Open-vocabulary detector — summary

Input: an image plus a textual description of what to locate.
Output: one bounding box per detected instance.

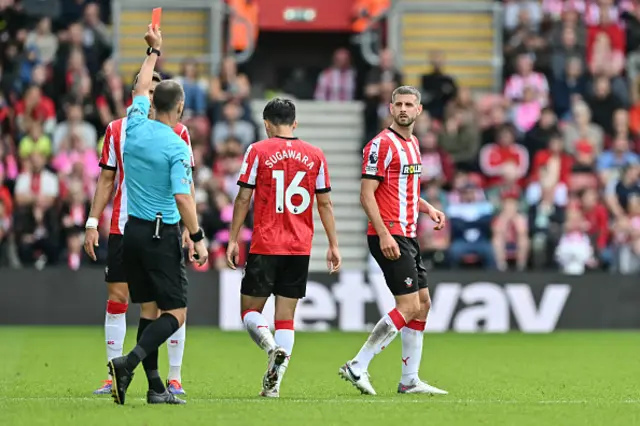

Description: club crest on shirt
[402,163,422,175]
[404,277,413,288]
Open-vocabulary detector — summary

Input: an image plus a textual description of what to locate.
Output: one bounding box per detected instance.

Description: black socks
[126,314,181,393]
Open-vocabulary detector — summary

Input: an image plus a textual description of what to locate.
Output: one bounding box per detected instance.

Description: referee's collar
[274,135,298,140]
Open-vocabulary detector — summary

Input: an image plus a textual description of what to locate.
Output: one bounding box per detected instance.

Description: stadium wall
[2,269,639,331]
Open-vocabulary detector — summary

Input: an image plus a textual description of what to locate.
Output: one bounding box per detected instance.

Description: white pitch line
[0,397,639,405]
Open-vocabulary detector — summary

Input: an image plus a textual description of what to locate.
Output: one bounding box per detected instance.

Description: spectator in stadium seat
[552,57,588,120]
[555,207,594,275]
[314,48,356,102]
[13,152,60,268]
[420,50,457,121]
[95,73,127,129]
[419,130,454,186]
[604,163,640,223]
[211,102,255,150]
[588,32,629,105]
[563,100,604,155]
[18,120,51,160]
[61,179,89,270]
[529,132,573,186]
[209,56,252,122]
[0,138,18,188]
[524,107,559,160]
[503,8,549,76]
[14,85,56,136]
[25,17,58,66]
[81,2,112,71]
[51,130,99,180]
[215,137,244,201]
[607,108,640,151]
[486,161,526,212]
[551,27,585,81]
[68,74,102,131]
[52,102,97,153]
[528,182,566,268]
[446,87,477,127]
[597,136,639,186]
[511,85,543,134]
[481,105,509,147]
[492,190,529,271]
[587,75,625,134]
[505,0,542,32]
[447,183,496,269]
[437,109,479,170]
[504,54,549,106]
[282,67,315,101]
[0,164,12,217]
[413,111,433,141]
[479,125,529,187]
[579,186,610,263]
[175,57,208,119]
[0,195,10,266]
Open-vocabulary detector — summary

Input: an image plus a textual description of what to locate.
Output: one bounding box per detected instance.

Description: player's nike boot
[107,356,134,405]
[147,389,186,404]
[338,360,377,395]
[93,380,112,395]
[262,347,287,392]
[397,379,448,395]
[166,380,186,395]
[260,388,279,398]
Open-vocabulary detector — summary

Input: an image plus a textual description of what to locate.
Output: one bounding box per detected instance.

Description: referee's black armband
[190,228,205,243]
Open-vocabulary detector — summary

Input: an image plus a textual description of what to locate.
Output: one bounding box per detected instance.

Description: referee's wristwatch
[146,47,161,57]
[190,228,205,243]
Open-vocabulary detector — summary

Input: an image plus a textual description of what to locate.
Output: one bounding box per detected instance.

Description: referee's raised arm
[133,24,162,99]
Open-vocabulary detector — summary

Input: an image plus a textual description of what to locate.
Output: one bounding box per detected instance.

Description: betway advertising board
[2,269,640,330]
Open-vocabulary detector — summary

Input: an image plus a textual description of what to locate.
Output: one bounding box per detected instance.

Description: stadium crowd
[0,0,256,271]
[1,0,639,275]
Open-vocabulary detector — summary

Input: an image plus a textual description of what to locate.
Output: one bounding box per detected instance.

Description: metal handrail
[225,2,256,65]
[358,2,397,66]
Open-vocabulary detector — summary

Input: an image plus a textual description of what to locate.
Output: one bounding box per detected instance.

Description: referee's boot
[147,389,186,404]
[107,356,134,405]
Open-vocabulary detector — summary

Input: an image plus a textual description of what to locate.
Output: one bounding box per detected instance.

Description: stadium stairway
[396,0,498,92]
[116,9,210,82]
[251,100,367,273]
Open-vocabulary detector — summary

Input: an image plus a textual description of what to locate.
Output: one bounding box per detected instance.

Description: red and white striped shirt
[237,136,331,255]
[362,128,422,238]
[99,119,194,235]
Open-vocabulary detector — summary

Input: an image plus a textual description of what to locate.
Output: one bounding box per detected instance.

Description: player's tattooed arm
[419,198,446,230]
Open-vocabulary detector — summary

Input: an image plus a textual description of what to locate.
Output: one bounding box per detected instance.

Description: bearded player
[339,86,448,395]
[84,71,194,396]
[226,97,341,398]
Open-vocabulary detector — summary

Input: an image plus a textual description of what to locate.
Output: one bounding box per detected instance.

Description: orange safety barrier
[227,0,259,51]
[352,0,389,33]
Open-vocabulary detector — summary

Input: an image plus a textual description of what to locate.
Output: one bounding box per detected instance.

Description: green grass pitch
[0,328,639,425]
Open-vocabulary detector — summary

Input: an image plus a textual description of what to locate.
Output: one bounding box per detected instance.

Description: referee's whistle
[153,213,162,240]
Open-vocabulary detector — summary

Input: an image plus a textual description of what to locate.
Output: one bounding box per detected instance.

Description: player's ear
[417,104,423,115]
[177,100,184,120]
[263,119,270,136]
[292,120,298,130]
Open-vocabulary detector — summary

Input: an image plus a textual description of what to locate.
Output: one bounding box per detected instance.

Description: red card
[151,8,162,29]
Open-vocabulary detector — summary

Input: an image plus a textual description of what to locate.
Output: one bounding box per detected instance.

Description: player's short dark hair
[152,80,184,114]
[133,71,162,87]
[262,97,296,126]
[391,86,421,104]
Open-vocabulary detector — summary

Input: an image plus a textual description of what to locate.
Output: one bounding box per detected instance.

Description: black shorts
[368,235,428,296]
[105,234,126,283]
[122,216,188,311]
[241,253,310,299]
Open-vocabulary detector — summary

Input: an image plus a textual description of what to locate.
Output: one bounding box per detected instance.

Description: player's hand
[193,239,208,266]
[182,229,195,260]
[326,245,341,274]
[226,240,240,270]
[144,24,162,50]
[428,207,447,230]
[380,233,400,260]
[84,228,99,261]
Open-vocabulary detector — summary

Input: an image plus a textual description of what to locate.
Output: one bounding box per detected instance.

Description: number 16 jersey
[237,136,331,255]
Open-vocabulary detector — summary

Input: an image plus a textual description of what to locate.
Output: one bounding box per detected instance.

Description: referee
[108,25,208,406]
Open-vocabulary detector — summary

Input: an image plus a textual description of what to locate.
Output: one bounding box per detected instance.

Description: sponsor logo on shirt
[402,163,422,175]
